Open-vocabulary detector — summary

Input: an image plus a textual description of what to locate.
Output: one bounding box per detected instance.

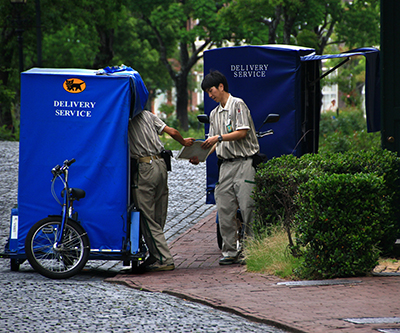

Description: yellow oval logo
[63,78,86,93]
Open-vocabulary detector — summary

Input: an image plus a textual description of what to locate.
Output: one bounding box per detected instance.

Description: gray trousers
[132,158,173,265]
[215,158,255,258]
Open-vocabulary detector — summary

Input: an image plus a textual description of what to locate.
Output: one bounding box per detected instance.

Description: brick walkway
[106,210,400,333]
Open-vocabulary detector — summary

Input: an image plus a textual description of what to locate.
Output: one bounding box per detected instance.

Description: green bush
[319,130,381,154]
[315,149,400,255]
[293,173,391,279]
[319,108,366,136]
[252,107,398,278]
[0,83,19,140]
[252,148,400,277]
[0,124,18,141]
[253,154,317,240]
[253,153,331,239]
[318,108,381,154]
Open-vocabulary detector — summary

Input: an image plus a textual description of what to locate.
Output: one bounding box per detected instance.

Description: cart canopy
[202,45,380,204]
[16,67,148,255]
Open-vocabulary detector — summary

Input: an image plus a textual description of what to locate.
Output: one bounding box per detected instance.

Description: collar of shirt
[217,94,233,113]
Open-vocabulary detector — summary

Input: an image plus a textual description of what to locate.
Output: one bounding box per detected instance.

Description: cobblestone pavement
[0,141,287,333]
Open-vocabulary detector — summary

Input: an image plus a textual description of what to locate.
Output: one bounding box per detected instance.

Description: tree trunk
[175,74,189,131]
[0,49,14,129]
[93,28,114,69]
[267,5,282,44]
[282,14,296,45]
[316,19,335,55]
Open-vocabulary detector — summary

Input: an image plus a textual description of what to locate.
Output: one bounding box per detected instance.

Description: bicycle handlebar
[51,158,76,179]
[64,158,76,167]
[256,129,274,138]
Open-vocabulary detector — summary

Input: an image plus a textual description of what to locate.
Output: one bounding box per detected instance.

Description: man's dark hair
[201,70,229,92]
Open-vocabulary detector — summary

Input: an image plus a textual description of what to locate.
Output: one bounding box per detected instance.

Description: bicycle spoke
[26,218,90,278]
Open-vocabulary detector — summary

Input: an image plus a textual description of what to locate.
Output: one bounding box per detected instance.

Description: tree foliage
[112,9,172,106]
[220,0,380,54]
[0,0,381,135]
[125,0,233,130]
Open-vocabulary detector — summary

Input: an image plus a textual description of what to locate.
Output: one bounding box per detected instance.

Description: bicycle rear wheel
[25,217,90,279]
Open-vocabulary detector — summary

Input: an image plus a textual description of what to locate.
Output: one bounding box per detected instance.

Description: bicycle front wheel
[25,217,90,279]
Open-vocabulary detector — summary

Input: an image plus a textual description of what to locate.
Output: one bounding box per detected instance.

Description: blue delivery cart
[4,66,150,277]
[202,45,380,205]
[201,45,380,247]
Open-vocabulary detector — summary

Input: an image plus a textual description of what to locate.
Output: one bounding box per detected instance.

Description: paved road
[0,141,287,333]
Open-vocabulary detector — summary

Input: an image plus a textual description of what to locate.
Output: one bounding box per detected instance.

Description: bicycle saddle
[61,188,86,200]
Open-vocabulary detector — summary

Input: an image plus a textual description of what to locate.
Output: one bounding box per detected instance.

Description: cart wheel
[130,259,146,274]
[10,259,20,272]
[25,217,90,279]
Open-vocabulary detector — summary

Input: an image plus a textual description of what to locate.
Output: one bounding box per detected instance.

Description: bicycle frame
[22,158,93,279]
[51,159,76,248]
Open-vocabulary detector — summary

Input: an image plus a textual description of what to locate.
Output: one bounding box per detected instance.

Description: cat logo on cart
[63,78,86,93]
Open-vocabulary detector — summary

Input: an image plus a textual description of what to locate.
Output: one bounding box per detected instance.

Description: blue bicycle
[24,159,90,279]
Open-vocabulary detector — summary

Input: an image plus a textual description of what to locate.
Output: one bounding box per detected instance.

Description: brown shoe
[145,262,175,272]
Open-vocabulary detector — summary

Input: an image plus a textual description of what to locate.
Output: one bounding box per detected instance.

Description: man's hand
[201,130,248,150]
[163,126,195,147]
[201,136,218,149]
[189,156,200,165]
[183,138,195,147]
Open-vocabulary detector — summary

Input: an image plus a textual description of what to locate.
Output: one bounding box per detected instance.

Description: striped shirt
[209,94,259,160]
[128,110,166,159]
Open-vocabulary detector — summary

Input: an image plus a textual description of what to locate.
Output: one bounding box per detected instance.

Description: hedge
[252,148,400,278]
[294,173,391,279]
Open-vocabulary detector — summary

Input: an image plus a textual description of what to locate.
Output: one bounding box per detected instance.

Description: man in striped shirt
[129,110,194,272]
[192,70,259,265]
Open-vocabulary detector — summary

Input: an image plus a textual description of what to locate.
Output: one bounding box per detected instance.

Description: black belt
[219,156,252,163]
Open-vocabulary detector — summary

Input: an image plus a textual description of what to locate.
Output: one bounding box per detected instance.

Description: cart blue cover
[203,45,314,203]
[202,45,380,204]
[17,67,148,255]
